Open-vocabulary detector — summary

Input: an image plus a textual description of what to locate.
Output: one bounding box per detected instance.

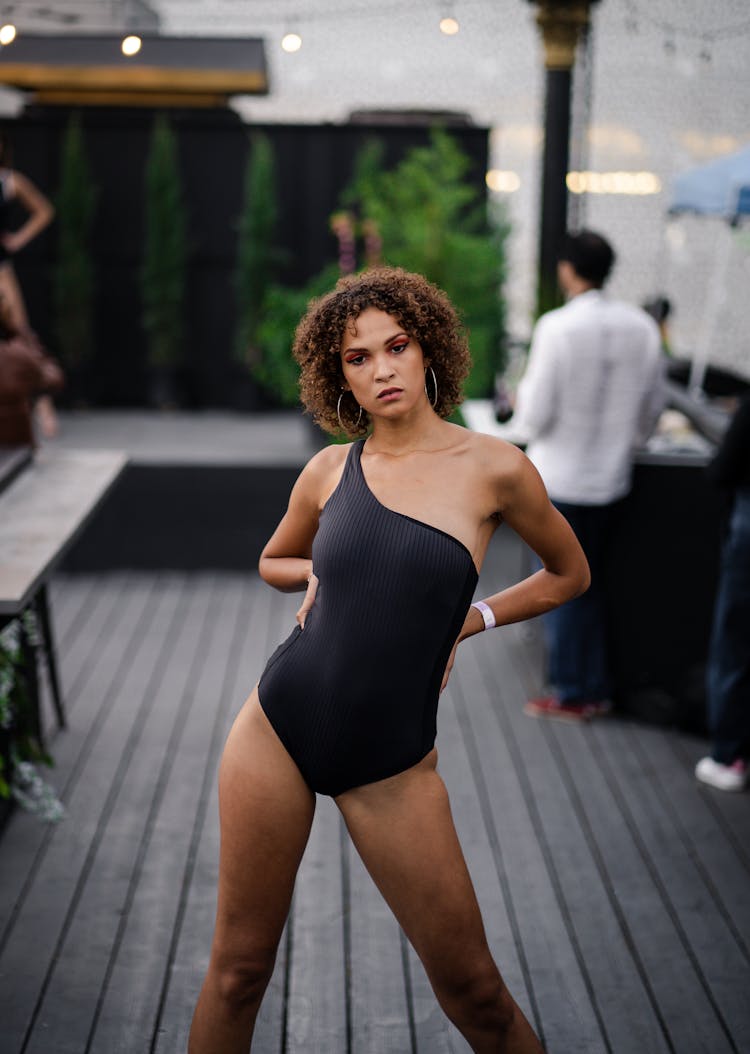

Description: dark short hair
[558,229,615,287]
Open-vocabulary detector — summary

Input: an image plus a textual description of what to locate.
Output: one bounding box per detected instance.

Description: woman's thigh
[211,690,316,964]
[335,751,497,988]
[0,264,29,328]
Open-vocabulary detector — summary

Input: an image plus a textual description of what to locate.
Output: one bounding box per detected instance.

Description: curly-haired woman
[189,268,589,1053]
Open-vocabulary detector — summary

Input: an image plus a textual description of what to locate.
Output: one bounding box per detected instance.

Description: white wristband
[471,601,496,630]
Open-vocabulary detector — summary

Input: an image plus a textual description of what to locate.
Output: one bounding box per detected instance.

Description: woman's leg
[336,751,543,1054]
[0,262,29,328]
[0,263,58,437]
[188,690,316,1054]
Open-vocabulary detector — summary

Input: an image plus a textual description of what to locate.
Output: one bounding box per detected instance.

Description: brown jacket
[0,333,64,446]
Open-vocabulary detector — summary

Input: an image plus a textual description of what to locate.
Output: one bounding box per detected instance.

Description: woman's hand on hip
[296,573,318,629]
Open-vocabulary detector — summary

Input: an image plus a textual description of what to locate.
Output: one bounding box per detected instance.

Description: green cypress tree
[142,114,187,372]
[52,113,97,372]
[234,132,279,369]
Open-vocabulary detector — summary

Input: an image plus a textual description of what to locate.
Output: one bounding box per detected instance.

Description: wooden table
[0,447,127,737]
[0,446,32,497]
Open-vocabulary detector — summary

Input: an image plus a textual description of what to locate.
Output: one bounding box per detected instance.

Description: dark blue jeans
[543,500,617,704]
[706,488,750,764]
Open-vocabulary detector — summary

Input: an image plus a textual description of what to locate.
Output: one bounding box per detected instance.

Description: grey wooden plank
[84,578,249,1054]
[0,578,189,1051]
[541,714,736,1053]
[502,583,747,1054]
[590,719,750,1042]
[51,572,132,659]
[347,822,414,1053]
[440,684,534,1015]
[405,940,458,1054]
[4,554,748,1054]
[151,579,282,1054]
[0,577,157,946]
[630,723,750,952]
[486,636,673,1054]
[0,445,32,496]
[54,574,138,719]
[48,573,100,636]
[421,684,536,1054]
[452,645,607,1054]
[669,732,750,871]
[286,796,348,1054]
[0,449,127,613]
[25,575,218,1054]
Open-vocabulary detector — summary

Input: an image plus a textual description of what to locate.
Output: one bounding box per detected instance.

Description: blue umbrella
[670,146,750,220]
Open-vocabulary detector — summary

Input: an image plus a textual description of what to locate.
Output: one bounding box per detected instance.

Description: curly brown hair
[292,267,472,436]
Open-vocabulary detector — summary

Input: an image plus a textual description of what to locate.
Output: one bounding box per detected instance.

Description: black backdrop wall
[7,106,489,408]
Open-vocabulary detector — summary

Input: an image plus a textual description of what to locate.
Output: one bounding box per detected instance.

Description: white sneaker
[695,756,748,792]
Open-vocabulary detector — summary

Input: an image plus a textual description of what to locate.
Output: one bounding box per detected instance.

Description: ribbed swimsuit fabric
[257,438,478,797]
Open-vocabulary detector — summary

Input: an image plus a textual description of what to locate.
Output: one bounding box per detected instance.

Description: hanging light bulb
[0,23,17,46]
[121,34,142,57]
[439,16,459,36]
[281,31,302,53]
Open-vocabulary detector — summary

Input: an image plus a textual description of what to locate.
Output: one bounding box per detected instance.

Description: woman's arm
[475,447,590,630]
[2,171,55,254]
[442,444,589,689]
[258,445,344,593]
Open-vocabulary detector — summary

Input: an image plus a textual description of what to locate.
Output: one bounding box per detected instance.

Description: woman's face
[339,307,429,420]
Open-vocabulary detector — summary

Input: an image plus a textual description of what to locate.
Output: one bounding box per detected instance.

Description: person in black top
[188,268,590,1053]
[696,394,750,792]
[0,130,56,437]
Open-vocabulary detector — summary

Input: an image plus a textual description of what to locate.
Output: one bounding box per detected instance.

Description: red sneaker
[523,696,594,722]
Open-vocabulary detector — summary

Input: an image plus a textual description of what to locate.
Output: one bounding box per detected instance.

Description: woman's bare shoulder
[304,441,351,476]
[297,441,352,505]
[461,428,527,475]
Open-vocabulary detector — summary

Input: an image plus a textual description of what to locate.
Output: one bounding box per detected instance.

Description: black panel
[8,108,489,408]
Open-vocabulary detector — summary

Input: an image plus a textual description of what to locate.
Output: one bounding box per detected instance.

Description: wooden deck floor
[1,535,749,1054]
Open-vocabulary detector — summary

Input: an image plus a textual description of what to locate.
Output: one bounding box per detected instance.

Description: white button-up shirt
[512,290,665,505]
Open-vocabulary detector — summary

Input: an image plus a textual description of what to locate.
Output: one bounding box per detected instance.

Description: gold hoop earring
[337,390,363,431]
[425,366,438,408]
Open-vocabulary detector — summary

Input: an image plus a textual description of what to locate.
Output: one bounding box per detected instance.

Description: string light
[121,34,142,56]
[0,23,17,46]
[566,171,662,196]
[281,31,302,53]
[486,170,520,193]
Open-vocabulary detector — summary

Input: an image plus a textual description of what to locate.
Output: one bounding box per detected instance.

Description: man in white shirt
[512,230,665,721]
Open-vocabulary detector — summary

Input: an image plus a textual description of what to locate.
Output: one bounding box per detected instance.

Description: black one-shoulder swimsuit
[258,439,478,796]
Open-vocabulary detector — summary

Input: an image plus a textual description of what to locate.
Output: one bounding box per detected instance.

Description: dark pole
[529,1,597,317]
[538,66,572,315]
